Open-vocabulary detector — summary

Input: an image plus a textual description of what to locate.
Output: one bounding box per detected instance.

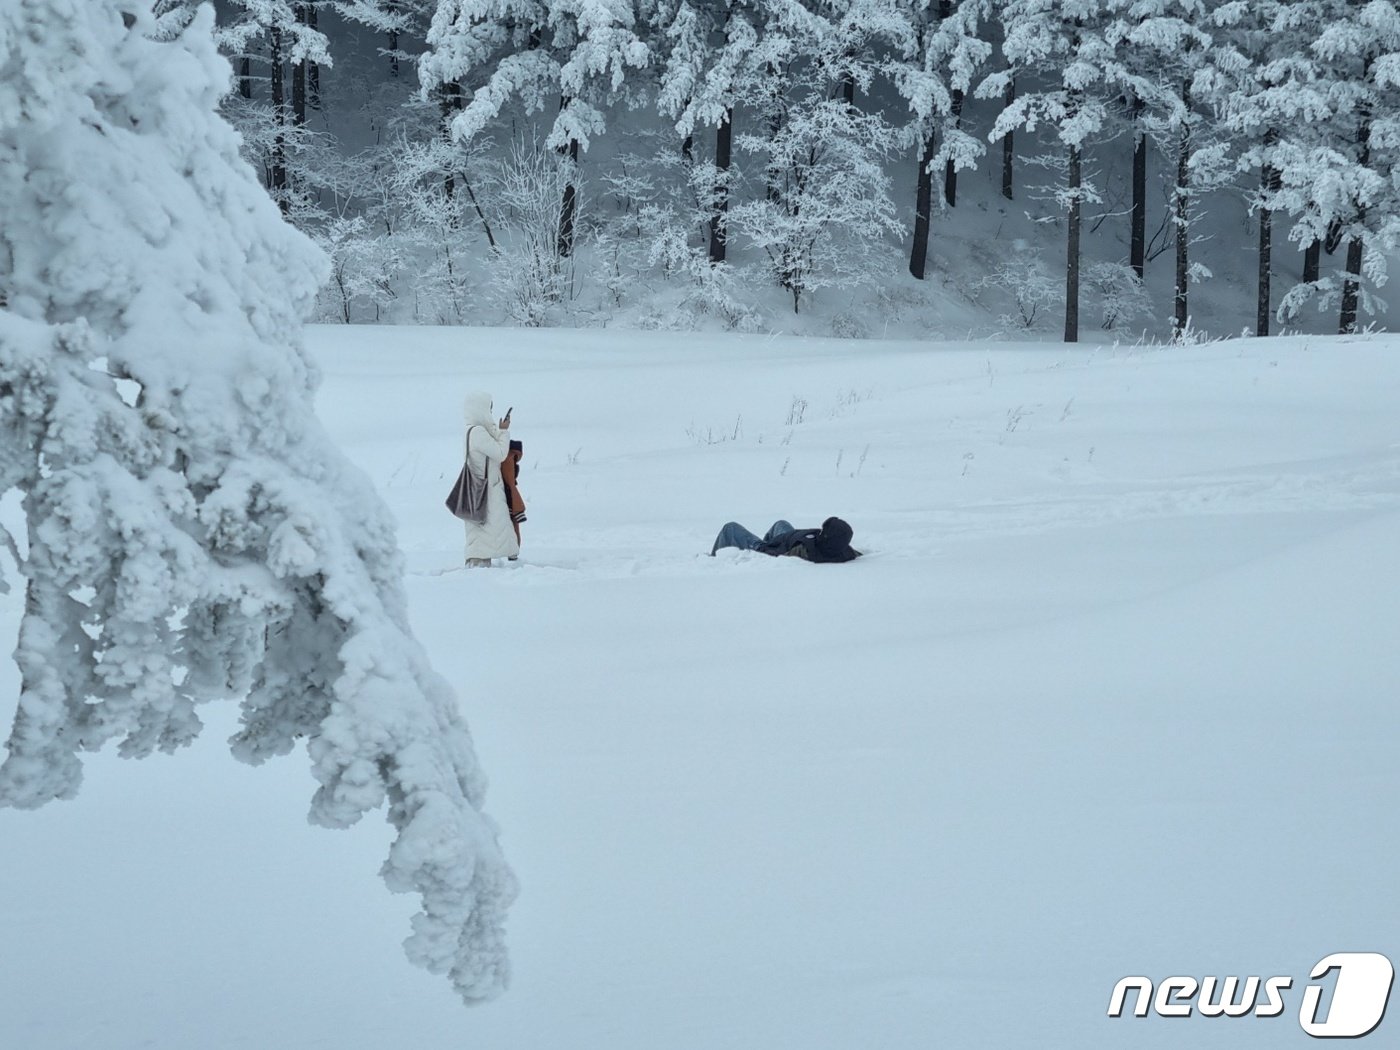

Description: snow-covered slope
[1,326,1397,1048]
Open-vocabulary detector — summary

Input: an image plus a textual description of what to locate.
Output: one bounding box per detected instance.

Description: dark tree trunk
[388,0,403,75]
[269,29,289,214]
[292,52,306,128]
[765,63,785,203]
[292,3,312,125]
[558,137,580,258]
[1339,238,1364,333]
[1065,144,1081,343]
[709,110,733,264]
[1303,239,1321,284]
[1001,78,1015,200]
[1324,217,1344,255]
[1131,121,1146,280]
[307,5,321,110]
[937,0,961,206]
[464,181,496,251]
[439,82,463,200]
[1256,198,1276,336]
[1256,129,1280,337]
[909,129,937,280]
[1339,115,1371,334]
[239,56,252,100]
[840,71,855,109]
[943,90,964,207]
[1173,83,1192,335]
[435,83,495,248]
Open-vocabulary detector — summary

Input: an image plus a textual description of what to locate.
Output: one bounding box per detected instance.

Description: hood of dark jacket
[811,517,859,562]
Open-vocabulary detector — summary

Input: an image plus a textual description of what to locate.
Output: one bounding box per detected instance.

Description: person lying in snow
[710,517,861,562]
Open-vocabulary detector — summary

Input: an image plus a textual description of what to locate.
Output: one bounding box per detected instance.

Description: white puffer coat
[461,391,520,562]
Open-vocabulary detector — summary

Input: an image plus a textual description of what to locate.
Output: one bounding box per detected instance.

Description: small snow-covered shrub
[979,253,1059,330]
[1085,262,1152,331]
[484,134,575,326]
[830,308,870,339]
[387,131,498,323]
[314,215,403,323]
[732,98,902,314]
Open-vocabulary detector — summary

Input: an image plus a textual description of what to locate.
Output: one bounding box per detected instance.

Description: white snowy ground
[2,326,1399,1049]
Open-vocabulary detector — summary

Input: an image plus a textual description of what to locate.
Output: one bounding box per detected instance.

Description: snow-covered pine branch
[0,0,515,1002]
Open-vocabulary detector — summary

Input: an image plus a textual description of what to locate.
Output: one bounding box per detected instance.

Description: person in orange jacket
[501,439,527,558]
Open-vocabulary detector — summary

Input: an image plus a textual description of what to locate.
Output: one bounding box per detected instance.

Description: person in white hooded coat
[462,391,520,565]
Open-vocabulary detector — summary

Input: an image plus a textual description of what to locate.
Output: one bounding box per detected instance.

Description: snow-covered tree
[655,0,763,262]
[218,0,333,210]
[732,97,902,312]
[1271,0,1400,332]
[339,0,437,77]
[0,0,515,1001]
[421,0,651,256]
[1102,0,1224,335]
[887,0,993,279]
[981,0,1113,342]
[1212,0,1308,335]
[728,0,902,311]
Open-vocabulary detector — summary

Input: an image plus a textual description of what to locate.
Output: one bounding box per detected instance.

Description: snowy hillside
[2,325,1398,1049]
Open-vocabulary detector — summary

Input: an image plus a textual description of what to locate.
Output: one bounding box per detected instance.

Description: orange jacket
[501,448,526,541]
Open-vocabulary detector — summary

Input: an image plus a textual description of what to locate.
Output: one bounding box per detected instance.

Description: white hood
[464,391,494,427]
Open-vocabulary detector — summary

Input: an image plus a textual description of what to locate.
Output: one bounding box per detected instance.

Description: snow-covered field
[2,325,1398,1049]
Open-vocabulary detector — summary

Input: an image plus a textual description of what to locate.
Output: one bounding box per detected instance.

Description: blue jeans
[711,520,794,555]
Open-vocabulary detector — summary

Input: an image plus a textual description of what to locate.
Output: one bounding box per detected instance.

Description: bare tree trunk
[936,0,961,206]
[709,110,733,263]
[269,28,289,215]
[307,5,321,110]
[943,90,964,207]
[765,63,785,203]
[1339,116,1371,334]
[1324,217,1344,255]
[436,83,496,249]
[1065,144,1081,343]
[1256,129,1279,337]
[439,82,463,200]
[909,129,937,280]
[1339,238,1364,333]
[1173,83,1192,335]
[1303,239,1321,284]
[1131,121,1146,280]
[239,56,252,100]
[1002,79,1015,200]
[464,182,496,251]
[388,0,402,76]
[558,136,580,258]
[292,47,306,128]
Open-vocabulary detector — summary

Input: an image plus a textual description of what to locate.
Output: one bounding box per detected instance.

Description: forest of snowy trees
[142,0,1400,340]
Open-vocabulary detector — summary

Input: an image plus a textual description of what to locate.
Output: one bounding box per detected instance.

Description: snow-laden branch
[0,0,515,1004]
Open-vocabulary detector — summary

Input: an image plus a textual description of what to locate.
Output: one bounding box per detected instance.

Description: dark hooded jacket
[756,518,860,563]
